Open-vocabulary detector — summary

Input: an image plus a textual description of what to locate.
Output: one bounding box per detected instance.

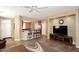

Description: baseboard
[21,38,28,40]
[73,42,76,45]
[14,39,20,41]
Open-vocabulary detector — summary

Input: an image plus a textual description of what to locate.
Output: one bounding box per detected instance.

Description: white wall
[51,15,76,43]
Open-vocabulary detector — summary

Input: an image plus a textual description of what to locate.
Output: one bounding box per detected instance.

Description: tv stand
[50,33,73,45]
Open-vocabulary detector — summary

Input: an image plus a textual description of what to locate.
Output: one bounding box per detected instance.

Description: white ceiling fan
[24,6,47,13]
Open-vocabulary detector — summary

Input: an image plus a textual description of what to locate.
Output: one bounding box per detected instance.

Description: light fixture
[59,19,64,24]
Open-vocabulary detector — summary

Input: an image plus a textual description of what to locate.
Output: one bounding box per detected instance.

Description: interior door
[1,19,12,38]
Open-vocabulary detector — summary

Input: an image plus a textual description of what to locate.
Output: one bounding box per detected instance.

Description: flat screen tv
[53,26,68,35]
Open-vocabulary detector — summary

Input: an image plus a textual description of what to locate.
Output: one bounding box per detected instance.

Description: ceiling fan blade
[37,7,48,9]
[24,6,31,8]
[29,9,33,13]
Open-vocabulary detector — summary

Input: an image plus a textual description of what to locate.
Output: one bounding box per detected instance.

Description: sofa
[0,38,6,49]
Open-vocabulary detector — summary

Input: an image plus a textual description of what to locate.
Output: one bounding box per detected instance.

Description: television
[53,26,68,35]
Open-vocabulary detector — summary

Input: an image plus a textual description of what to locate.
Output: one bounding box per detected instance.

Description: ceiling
[0,6,78,20]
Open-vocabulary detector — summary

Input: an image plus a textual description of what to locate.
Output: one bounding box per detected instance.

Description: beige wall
[50,15,76,44]
[75,9,79,48]
[42,21,47,35]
